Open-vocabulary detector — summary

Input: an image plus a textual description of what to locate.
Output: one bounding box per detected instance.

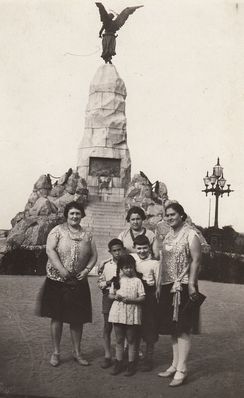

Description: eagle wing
[114,5,144,31]
[95,2,110,24]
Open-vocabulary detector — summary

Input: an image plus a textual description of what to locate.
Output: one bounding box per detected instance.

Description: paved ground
[0,276,244,398]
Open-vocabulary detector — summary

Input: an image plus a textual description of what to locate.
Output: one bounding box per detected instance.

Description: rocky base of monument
[0,168,89,274]
[125,172,168,230]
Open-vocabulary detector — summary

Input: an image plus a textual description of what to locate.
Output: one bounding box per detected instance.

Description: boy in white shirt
[132,235,160,371]
[97,238,125,369]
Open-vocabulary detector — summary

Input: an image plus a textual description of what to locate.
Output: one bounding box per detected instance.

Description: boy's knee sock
[146,343,154,361]
[116,343,124,361]
[128,343,136,362]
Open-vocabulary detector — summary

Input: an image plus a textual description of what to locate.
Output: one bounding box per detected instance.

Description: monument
[77,64,131,202]
[0,3,178,274]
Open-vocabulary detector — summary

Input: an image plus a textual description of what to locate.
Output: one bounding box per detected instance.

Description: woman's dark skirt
[158,283,200,336]
[141,285,159,344]
[37,277,92,326]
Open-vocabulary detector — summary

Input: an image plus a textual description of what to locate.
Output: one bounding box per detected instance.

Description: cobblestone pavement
[0,276,244,398]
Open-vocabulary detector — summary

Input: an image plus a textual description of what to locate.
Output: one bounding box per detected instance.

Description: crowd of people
[37,200,203,387]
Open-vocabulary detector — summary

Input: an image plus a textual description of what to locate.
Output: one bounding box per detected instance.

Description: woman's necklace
[67,224,82,240]
[171,223,185,238]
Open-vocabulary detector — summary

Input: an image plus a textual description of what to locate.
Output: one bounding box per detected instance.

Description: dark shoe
[50,353,60,367]
[111,360,123,375]
[125,361,136,377]
[141,359,153,372]
[101,358,112,369]
[73,351,89,366]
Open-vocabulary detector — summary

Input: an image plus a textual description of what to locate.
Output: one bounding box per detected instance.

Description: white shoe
[158,365,176,378]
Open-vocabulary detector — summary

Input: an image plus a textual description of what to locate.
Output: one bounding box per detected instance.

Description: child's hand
[115,294,123,301]
[122,296,130,304]
[99,281,107,289]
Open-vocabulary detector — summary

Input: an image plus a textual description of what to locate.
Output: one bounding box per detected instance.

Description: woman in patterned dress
[39,201,97,367]
[156,203,202,387]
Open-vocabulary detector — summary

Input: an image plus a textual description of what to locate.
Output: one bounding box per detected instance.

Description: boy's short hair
[133,235,150,247]
[108,238,124,251]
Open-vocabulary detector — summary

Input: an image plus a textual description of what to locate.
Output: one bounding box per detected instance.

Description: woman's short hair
[165,202,187,222]
[117,254,136,270]
[63,201,86,219]
[125,206,146,222]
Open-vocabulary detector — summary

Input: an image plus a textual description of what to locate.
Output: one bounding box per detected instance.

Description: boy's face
[135,244,150,260]
[109,244,123,261]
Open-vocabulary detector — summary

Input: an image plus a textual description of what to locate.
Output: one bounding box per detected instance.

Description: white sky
[0,0,243,231]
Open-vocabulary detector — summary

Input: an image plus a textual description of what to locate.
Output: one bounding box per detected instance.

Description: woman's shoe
[158,365,176,378]
[73,351,89,366]
[169,370,188,387]
[50,353,60,367]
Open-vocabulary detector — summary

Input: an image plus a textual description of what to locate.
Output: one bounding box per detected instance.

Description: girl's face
[165,207,183,229]
[121,265,135,278]
[129,213,143,231]
[67,208,82,227]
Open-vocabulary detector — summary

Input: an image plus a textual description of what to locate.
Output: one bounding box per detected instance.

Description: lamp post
[202,157,233,228]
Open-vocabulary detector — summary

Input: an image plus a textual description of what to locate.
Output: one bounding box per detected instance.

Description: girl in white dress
[109,254,145,376]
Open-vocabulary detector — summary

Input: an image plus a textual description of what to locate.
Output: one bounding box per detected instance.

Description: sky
[0,0,243,231]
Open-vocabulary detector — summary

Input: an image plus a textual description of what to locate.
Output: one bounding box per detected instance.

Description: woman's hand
[59,267,71,280]
[115,294,123,301]
[188,283,197,299]
[155,284,161,302]
[76,268,89,281]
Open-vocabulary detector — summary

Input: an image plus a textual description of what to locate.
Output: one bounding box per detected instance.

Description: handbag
[182,292,206,315]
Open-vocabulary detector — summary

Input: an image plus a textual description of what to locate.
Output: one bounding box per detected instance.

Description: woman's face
[129,213,143,231]
[67,208,82,227]
[165,207,183,229]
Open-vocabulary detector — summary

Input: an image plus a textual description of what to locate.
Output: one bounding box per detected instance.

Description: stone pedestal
[77,64,131,201]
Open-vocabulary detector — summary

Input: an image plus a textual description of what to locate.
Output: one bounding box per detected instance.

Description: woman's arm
[188,235,202,297]
[76,238,98,280]
[46,231,70,280]
[155,251,163,301]
[152,238,160,260]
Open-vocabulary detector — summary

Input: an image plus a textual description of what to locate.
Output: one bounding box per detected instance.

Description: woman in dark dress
[39,201,97,367]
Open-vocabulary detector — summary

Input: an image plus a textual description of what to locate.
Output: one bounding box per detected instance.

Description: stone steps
[82,198,127,273]
[82,199,126,253]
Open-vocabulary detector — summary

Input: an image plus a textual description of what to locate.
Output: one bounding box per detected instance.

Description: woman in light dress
[156,203,202,387]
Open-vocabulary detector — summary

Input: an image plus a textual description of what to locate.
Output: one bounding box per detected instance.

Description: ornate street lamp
[202,157,233,228]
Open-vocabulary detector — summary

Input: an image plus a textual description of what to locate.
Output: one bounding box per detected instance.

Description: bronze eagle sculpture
[95,2,143,64]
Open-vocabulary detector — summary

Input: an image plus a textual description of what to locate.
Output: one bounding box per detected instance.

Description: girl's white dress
[108,276,145,325]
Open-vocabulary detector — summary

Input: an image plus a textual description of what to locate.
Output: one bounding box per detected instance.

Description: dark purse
[182,292,206,315]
